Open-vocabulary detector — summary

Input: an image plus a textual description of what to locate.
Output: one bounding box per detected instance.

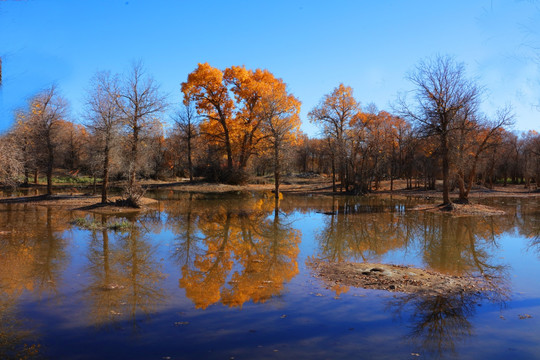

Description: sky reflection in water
[0,193,539,359]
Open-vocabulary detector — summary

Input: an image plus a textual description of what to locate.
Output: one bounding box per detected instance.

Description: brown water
[0,192,539,359]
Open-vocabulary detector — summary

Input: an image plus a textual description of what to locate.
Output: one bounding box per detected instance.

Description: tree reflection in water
[314,198,512,358]
[84,214,166,330]
[169,193,204,284]
[389,292,477,358]
[315,197,511,276]
[0,205,70,358]
[518,200,540,257]
[170,195,300,309]
[1,194,535,358]
[316,197,411,262]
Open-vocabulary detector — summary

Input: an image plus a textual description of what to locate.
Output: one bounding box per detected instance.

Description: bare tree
[85,71,122,203]
[454,107,514,202]
[112,62,167,190]
[172,101,199,182]
[28,85,69,195]
[398,55,482,205]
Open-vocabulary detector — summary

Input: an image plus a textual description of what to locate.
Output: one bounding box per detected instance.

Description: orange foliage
[182,63,300,171]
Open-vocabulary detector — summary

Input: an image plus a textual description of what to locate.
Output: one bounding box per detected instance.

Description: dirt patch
[376,180,540,198]
[142,178,540,198]
[308,260,494,297]
[411,203,506,216]
[0,194,158,213]
[157,175,335,194]
[4,176,539,198]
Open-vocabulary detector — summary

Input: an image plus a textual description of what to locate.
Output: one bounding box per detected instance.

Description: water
[1,192,539,359]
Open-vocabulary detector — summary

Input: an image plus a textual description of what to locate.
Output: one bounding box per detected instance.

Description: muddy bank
[3,176,539,198]
[308,260,496,297]
[0,194,158,213]
[151,179,540,198]
[146,176,334,194]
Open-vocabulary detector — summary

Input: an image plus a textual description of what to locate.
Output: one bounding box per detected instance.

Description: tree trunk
[274,143,280,199]
[187,134,193,182]
[487,162,495,189]
[23,148,29,186]
[102,143,110,203]
[219,114,234,171]
[46,139,54,196]
[331,154,336,193]
[46,166,53,195]
[24,167,29,186]
[463,162,480,201]
[339,158,344,192]
[457,170,467,203]
[441,130,451,205]
[129,124,139,189]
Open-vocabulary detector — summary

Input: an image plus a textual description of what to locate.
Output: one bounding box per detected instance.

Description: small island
[308,260,501,297]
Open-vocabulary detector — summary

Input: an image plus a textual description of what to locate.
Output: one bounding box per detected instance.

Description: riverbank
[3,175,539,198]
[0,194,158,213]
[1,176,537,215]
[145,177,540,198]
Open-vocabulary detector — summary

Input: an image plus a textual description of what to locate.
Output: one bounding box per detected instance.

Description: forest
[0,55,539,204]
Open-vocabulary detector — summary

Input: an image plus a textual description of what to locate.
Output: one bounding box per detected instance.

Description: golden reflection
[316,197,412,262]
[0,205,70,359]
[0,205,69,297]
[0,194,534,354]
[171,196,300,309]
[315,198,512,277]
[315,199,512,358]
[417,214,510,277]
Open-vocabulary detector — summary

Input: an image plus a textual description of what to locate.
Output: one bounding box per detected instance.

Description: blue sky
[0,0,538,136]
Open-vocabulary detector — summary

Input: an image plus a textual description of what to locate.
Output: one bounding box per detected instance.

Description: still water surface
[1,192,539,359]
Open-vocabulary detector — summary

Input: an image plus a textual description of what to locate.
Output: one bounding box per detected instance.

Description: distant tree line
[0,55,538,204]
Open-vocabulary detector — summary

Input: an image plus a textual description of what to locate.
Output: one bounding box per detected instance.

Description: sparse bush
[70,217,132,231]
[117,183,146,208]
